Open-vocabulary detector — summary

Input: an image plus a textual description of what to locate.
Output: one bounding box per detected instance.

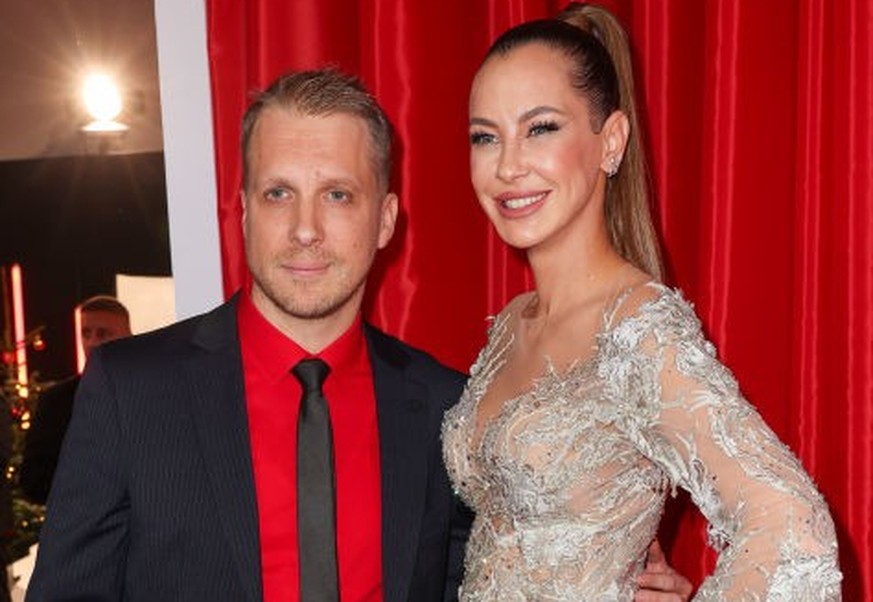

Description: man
[77,296,133,359]
[27,70,690,601]
[20,296,131,504]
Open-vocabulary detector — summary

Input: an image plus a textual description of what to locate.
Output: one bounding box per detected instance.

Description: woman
[442,4,842,600]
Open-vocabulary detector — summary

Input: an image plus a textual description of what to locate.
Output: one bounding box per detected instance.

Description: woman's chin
[492,228,541,251]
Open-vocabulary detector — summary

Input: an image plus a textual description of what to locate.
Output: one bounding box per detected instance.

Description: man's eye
[470,131,497,146]
[265,188,289,202]
[528,120,560,137]
[326,190,350,203]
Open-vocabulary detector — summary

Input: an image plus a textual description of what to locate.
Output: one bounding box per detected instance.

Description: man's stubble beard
[251,255,369,321]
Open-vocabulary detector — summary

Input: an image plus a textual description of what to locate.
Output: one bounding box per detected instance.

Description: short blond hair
[241,69,394,194]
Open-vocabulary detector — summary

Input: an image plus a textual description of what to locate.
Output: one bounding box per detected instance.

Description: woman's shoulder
[603,281,703,342]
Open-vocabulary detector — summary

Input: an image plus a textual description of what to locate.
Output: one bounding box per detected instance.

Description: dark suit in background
[21,295,131,506]
[26,299,469,602]
[20,376,80,505]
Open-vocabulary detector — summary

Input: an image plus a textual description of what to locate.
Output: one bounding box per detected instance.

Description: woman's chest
[448,366,665,518]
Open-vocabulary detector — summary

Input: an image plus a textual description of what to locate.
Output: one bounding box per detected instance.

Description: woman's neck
[526,221,629,320]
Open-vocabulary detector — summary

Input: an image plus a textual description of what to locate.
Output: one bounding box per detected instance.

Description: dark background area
[0,152,170,382]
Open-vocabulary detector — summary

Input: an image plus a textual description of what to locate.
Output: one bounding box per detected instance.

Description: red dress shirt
[238,290,383,602]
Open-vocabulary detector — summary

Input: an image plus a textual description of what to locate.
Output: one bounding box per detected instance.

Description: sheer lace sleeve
[600,286,842,601]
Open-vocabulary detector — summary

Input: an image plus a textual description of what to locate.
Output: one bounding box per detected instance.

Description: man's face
[81,310,131,359]
[242,107,397,335]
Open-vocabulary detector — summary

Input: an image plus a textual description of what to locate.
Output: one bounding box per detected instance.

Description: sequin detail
[442,284,841,601]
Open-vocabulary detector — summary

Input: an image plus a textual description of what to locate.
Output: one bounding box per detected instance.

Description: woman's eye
[528,121,560,137]
[470,131,497,146]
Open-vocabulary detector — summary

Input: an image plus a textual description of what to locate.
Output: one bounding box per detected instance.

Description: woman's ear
[600,110,630,176]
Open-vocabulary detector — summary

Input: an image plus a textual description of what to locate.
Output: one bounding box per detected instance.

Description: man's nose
[290,198,324,246]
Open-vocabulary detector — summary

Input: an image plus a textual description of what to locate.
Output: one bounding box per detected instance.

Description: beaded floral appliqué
[442,284,841,601]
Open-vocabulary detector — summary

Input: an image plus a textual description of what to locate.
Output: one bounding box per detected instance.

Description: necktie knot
[292,358,330,394]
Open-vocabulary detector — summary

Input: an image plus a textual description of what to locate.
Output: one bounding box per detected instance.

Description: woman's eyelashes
[470,120,561,146]
[528,120,560,137]
[470,130,496,146]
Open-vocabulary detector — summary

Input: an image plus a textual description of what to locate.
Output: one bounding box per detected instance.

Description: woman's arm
[610,288,841,600]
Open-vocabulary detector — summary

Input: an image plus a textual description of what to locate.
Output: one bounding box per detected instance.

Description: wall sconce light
[81,73,129,133]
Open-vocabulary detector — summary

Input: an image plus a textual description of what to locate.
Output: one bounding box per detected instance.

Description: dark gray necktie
[292,358,339,601]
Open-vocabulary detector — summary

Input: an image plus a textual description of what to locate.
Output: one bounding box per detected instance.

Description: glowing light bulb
[83,74,123,121]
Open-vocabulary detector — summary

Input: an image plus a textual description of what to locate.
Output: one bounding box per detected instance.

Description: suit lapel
[180,312,433,602]
[184,299,262,602]
[366,326,431,602]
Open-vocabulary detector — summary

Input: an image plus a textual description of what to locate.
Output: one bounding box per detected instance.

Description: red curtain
[206,0,872,597]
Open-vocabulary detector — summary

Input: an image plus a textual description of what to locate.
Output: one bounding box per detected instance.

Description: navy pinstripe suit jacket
[26,297,470,602]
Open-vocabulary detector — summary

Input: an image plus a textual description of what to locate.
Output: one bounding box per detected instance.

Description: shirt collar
[237,285,365,381]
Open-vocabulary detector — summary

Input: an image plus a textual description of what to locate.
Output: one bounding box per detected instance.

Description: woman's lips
[494,190,549,216]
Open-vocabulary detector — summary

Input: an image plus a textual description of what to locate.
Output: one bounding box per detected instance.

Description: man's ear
[600,110,630,174]
[377,192,399,249]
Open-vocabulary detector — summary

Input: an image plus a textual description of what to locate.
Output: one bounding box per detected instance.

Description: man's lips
[281,260,330,276]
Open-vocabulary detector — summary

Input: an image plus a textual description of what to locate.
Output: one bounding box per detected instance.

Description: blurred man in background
[19,296,131,504]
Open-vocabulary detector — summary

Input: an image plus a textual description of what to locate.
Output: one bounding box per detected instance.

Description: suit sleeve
[443,494,473,602]
[440,373,471,602]
[26,349,130,602]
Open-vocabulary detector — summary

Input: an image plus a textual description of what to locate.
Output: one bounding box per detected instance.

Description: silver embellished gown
[442,284,841,601]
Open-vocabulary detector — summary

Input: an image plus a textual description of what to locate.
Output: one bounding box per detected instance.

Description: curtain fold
[205,0,872,596]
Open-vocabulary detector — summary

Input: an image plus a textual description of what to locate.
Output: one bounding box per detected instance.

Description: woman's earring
[606,156,619,178]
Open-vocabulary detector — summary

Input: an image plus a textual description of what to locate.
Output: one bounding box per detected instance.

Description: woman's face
[469,43,615,251]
